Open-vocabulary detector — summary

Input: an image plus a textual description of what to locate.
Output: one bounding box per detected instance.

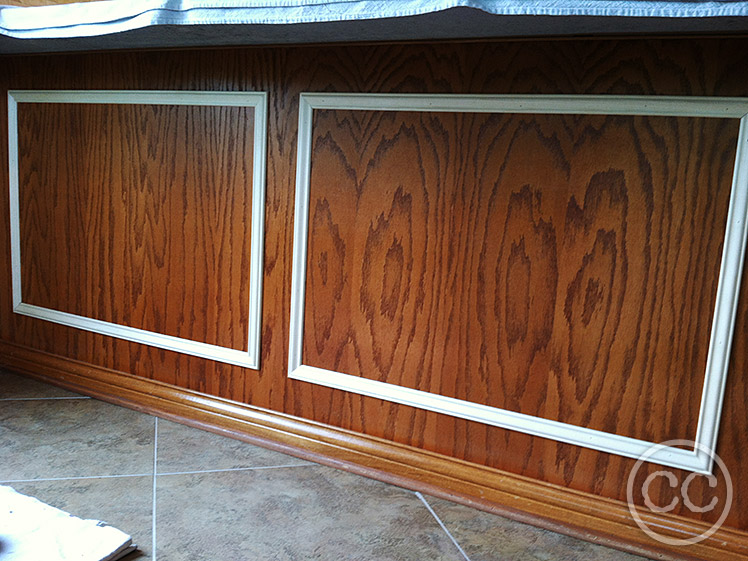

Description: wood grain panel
[16,102,254,351]
[302,108,737,444]
[1,39,748,543]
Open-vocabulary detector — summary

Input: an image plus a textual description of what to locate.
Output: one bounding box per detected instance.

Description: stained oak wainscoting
[2,38,748,561]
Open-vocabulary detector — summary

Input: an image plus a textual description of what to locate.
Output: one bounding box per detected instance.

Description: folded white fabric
[3,0,748,39]
[0,485,135,561]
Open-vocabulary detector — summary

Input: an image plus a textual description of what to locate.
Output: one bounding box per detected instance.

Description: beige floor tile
[6,475,153,560]
[423,495,646,561]
[0,371,657,560]
[156,419,311,474]
[0,399,155,480]
[155,466,465,561]
[0,369,86,399]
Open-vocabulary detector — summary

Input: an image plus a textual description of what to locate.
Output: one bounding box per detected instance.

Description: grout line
[416,492,471,561]
[0,473,152,484]
[152,417,158,561]
[156,463,316,477]
[0,396,91,401]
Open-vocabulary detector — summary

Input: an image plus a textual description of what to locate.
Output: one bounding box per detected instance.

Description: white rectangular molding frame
[8,90,268,369]
[289,93,748,473]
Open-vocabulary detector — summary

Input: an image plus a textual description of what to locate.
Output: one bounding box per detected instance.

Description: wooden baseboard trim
[1,341,746,561]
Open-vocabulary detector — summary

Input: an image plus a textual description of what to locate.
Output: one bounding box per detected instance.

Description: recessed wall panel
[289,93,748,472]
[302,107,737,440]
[9,91,267,368]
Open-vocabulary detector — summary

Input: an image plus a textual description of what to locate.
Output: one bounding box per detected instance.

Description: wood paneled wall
[1,38,747,544]
[303,109,735,445]
[17,102,254,350]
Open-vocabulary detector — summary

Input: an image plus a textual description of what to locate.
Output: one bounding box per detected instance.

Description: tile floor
[0,368,649,561]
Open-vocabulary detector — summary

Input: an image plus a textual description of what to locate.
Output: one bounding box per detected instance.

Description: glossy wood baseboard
[1,339,746,561]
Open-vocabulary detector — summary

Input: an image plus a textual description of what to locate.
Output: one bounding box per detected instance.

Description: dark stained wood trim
[2,339,747,561]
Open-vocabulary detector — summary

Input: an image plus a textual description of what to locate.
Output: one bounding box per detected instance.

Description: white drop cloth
[0,485,135,561]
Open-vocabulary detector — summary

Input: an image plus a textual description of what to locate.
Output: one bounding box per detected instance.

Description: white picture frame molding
[8,90,268,369]
[289,93,748,473]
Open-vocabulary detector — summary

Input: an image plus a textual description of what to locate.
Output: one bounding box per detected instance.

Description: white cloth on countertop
[3,0,748,39]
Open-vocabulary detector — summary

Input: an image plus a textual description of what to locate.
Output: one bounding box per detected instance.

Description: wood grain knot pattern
[302,108,738,444]
[17,102,254,351]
